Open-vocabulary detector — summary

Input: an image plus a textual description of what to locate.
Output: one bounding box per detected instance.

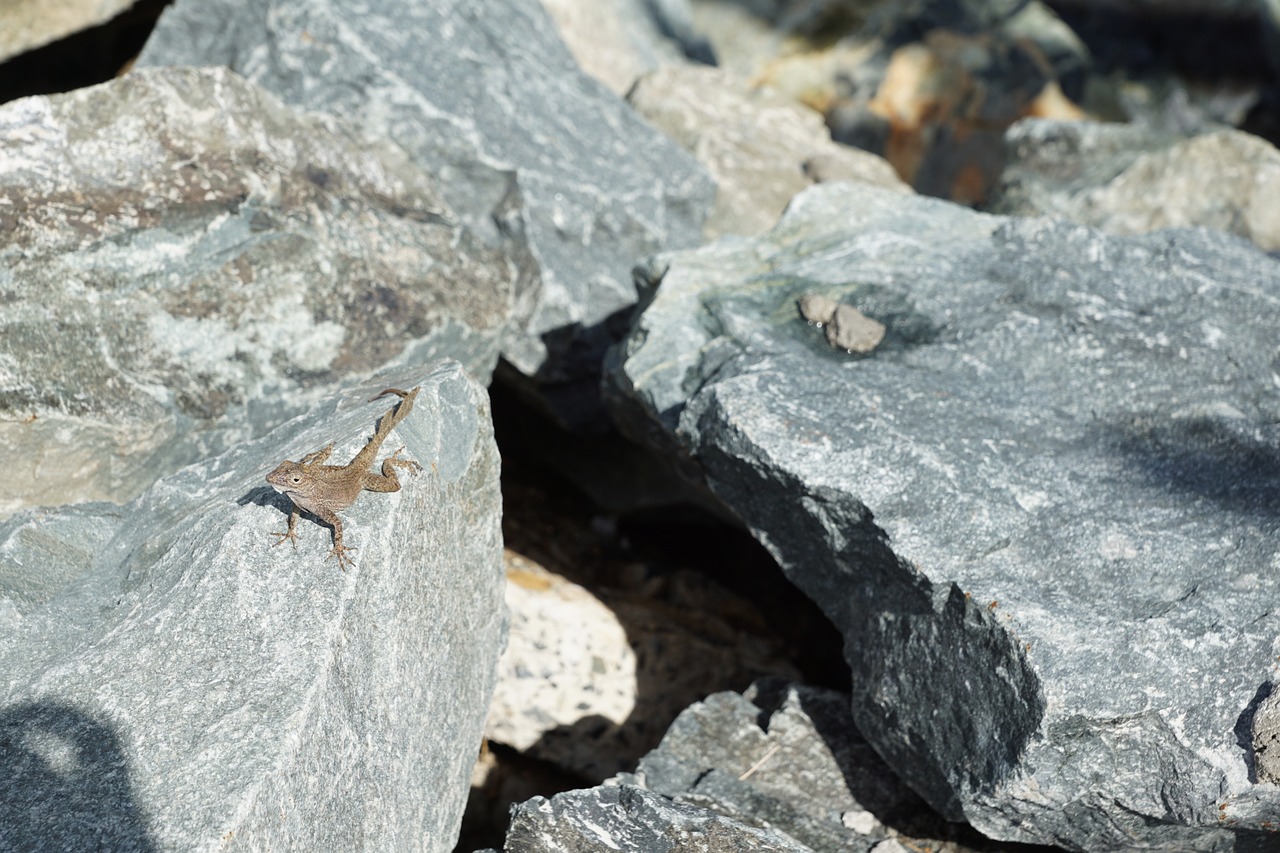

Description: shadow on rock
[0,701,156,852]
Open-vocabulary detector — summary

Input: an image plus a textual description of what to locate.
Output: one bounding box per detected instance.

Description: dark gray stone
[137,0,715,426]
[0,361,505,851]
[606,181,1280,849]
[628,681,940,853]
[502,784,815,852]
[0,66,512,514]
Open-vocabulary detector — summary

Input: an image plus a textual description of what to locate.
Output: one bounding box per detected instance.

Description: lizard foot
[268,529,300,551]
[388,446,424,475]
[328,542,357,572]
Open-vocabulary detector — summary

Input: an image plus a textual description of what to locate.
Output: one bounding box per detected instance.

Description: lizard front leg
[309,507,356,571]
[268,505,302,550]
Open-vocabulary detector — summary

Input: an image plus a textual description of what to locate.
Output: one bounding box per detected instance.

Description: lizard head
[266,460,309,494]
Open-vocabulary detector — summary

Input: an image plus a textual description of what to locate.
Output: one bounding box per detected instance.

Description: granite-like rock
[0,0,138,62]
[991,119,1280,251]
[138,0,715,424]
[0,361,505,851]
[628,65,908,238]
[0,66,512,515]
[606,181,1280,849]
[501,784,815,852]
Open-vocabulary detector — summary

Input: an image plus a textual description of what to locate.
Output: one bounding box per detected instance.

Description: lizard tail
[369,387,411,402]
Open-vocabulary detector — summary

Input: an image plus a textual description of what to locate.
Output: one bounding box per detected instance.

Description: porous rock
[0,0,138,62]
[606,181,1280,849]
[992,119,1280,252]
[627,65,907,238]
[0,66,512,514]
[0,361,505,852]
[486,553,800,781]
[137,0,715,424]
[1253,687,1280,785]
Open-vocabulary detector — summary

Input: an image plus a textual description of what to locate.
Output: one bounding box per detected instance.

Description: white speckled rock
[0,362,505,852]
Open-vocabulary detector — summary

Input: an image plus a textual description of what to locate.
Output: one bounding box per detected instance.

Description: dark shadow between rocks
[0,701,156,852]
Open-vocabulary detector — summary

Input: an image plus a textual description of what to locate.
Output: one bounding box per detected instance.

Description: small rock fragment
[798,294,886,353]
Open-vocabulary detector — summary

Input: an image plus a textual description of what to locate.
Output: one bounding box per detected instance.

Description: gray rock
[0,0,138,62]
[137,0,715,425]
[502,784,815,852]
[992,120,1280,251]
[0,66,512,515]
[1253,687,1280,785]
[0,361,505,852]
[627,65,908,239]
[629,681,938,853]
[606,181,1280,849]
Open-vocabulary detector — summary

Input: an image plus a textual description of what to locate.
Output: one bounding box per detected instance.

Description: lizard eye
[290,475,301,484]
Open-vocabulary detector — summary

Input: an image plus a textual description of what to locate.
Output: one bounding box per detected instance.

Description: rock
[0,0,138,63]
[1253,687,1280,785]
[628,681,948,853]
[797,293,886,353]
[0,361,505,851]
[486,548,800,781]
[501,784,816,852]
[628,66,908,239]
[537,0,686,95]
[991,120,1280,252]
[0,66,512,515]
[606,181,1280,849]
[137,0,715,428]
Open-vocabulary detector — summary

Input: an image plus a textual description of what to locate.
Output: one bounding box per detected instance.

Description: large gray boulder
[0,361,505,851]
[0,66,512,514]
[137,0,715,426]
[606,182,1280,850]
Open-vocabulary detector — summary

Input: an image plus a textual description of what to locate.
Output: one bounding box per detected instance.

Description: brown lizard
[266,386,422,570]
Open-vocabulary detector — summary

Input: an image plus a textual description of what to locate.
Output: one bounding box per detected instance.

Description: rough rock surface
[628,65,908,238]
[626,681,944,853]
[0,66,512,515]
[606,181,1280,849]
[0,0,138,62]
[538,0,686,96]
[1253,687,1280,785]
[137,0,714,421]
[991,119,1280,251]
[499,783,815,852]
[0,361,505,852]
[487,552,800,781]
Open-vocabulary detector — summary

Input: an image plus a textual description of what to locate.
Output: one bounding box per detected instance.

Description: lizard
[266,386,422,570]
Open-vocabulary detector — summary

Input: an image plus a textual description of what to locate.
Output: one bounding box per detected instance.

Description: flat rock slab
[0,361,505,851]
[138,0,714,415]
[607,182,1280,850]
[0,66,512,514]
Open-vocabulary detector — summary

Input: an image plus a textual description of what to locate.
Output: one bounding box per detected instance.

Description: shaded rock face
[992,119,1280,252]
[0,362,505,852]
[0,66,513,514]
[137,0,715,424]
[606,182,1280,849]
